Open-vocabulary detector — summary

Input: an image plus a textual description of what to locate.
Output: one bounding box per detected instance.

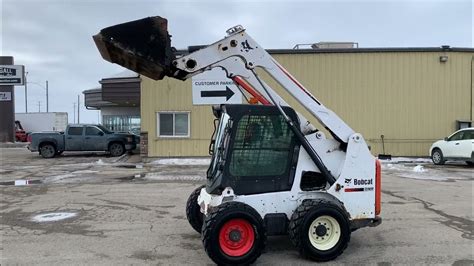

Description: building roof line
[176,47,474,55]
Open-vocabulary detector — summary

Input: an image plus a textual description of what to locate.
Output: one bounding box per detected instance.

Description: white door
[445,130,468,158]
[458,130,474,158]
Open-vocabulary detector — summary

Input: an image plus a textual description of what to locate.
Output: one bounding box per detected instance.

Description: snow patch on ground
[45,173,76,183]
[95,159,107,165]
[382,161,453,181]
[144,173,205,181]
[72,170,99,174]
[412,165,425,173]
[380,157,432,164]
[150,158,211,166]
[32,212,77,222]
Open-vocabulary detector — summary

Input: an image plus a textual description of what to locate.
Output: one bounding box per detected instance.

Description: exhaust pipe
[93,16,175,80]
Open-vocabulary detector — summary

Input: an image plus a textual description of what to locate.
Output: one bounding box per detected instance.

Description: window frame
[156,111,191,138]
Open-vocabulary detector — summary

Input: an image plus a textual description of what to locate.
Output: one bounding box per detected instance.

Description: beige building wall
[141,50,474,157]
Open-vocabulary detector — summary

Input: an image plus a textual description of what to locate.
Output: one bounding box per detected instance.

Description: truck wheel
[202,202,266,265]
[109,142,125,157]
[431,149,445,165]
[186,185,205,233]
[289,199,350,262]
[40,144,56,159]
[466,161,474,166]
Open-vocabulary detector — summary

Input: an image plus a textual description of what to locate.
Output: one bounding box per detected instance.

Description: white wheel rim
[308,215,341,251]
[433,152,440,163]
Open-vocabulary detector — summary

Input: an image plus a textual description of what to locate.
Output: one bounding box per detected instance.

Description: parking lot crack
[382,190,410,201]
[410,197,473,240]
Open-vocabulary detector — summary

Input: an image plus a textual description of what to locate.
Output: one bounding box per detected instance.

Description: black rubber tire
[288,199,351,262]
[431,149,445,165]
[186,185,205,233]
[202,202,266,265]
[466,161,474,166]
[40,144,56,159]
[109,142,125,157]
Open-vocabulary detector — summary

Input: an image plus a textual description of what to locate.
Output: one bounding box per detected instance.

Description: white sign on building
[0,92,12,101]
[0,65,25,85]
[192,68,242,105]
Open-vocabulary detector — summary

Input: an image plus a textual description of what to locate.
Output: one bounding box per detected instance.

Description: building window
[157,112,190,137]
[102,115,140,132]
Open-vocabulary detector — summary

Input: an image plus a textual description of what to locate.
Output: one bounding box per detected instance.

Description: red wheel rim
[218,218,255,257]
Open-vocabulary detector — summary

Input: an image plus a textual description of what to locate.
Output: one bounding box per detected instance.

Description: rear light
[375,159,382,215]
[27,134,32,143]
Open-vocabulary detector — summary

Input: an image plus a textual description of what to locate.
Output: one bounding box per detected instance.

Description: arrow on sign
[200,86,235,101]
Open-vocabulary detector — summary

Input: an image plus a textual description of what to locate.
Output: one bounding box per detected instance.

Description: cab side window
[68,127,83,135]
[85,127,102,136]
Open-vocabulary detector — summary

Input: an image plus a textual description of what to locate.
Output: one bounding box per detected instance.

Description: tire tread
[288,199,350,262]
[185,185,205,233]
[202,201,266,265]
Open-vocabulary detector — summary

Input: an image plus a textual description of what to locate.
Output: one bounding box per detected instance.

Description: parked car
[429,127,474,166]
[15,120,28,142]
[27,124,137,158]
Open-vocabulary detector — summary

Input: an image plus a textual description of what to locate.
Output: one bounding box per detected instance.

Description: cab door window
[228,114,295,177]
[448,131,464,141]
[85,127,103,136]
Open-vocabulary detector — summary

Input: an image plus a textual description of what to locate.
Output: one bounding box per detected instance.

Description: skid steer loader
[94,16,382,265]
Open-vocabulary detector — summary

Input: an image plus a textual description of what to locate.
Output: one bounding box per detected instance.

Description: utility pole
[38,101,41,112]
[46,80,49,112]
[73,103,76,123]
[77,95,80,123]
[24,72,28,113]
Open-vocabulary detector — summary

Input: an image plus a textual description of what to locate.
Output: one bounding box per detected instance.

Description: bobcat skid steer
[94,16,382,265]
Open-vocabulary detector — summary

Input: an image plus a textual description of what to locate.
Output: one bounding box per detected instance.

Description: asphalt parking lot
[1,147,473,265]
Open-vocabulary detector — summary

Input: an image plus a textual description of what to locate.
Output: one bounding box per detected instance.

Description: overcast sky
[1,0,473,124]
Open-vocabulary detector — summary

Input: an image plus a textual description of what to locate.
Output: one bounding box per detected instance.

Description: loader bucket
[93,16,175,80]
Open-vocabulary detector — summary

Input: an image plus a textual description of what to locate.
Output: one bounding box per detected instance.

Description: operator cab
[206,104,305,195]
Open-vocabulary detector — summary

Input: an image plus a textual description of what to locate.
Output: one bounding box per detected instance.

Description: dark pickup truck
[27,124,137,158]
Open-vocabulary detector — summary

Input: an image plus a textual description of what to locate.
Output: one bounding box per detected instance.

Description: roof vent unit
[311,42,359,49]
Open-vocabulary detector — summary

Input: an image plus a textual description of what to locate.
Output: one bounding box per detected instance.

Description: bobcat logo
[344,178,352,184]
[241,40,253,52]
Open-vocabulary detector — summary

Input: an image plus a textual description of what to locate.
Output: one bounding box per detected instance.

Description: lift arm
[93,17,354,143]
[169,26,355,143]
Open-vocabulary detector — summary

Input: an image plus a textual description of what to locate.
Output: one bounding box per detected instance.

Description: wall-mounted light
[439,55,448,63]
